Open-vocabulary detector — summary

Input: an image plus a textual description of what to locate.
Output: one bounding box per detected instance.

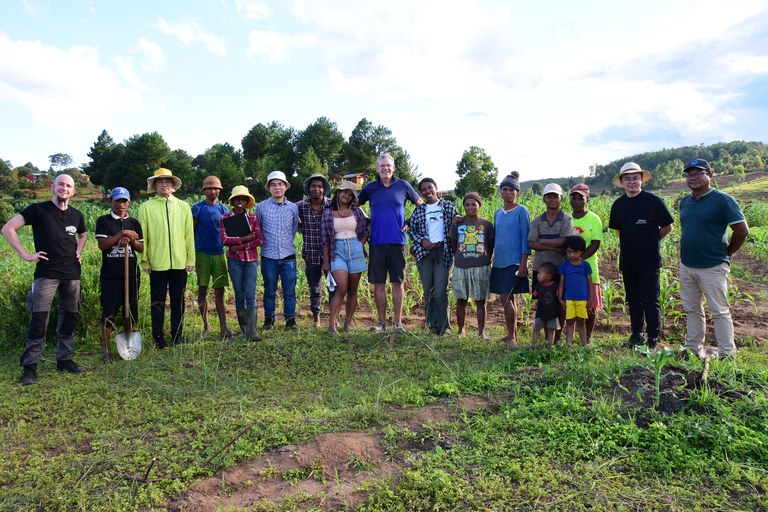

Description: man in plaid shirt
[297,174,332,327]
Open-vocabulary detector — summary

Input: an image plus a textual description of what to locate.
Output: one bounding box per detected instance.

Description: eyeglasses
[683,170,708,178]
[622,176,642,183]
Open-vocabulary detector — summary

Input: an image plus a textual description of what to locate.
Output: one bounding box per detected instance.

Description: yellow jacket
[137,194,195,271]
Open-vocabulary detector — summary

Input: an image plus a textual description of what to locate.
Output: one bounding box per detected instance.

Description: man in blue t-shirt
[191,176,234,339]
[679,159,749,357]
[358,153,421,333]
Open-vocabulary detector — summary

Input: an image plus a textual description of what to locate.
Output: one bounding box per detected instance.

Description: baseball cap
[110,187,131,201]
[570,183,590,198]
[542,183,563,196]
[684,159,712,173]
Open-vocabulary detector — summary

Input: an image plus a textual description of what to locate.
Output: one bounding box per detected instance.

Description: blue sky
[2,0,768,186]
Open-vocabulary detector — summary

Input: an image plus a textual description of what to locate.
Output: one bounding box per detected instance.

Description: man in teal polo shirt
[679,159,749,357]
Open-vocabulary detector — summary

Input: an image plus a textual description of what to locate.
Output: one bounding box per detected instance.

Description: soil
[168,397,490,511]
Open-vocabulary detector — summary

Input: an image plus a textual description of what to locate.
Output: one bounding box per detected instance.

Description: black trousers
[622,269,661,339]
[150,269,187,344]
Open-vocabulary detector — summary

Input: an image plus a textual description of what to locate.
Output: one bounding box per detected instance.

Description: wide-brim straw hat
[303,173,331,197]
[612,162,651,188]
[147,168,182,193]
[333,181,359,202]
[228,185,256,210]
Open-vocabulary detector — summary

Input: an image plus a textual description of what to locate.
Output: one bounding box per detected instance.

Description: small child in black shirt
[532,262,560,347]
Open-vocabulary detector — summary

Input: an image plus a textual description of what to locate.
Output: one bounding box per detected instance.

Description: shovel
[115,245,141,360]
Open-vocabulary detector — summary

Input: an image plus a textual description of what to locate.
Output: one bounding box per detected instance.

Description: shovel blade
[116,331,142,360]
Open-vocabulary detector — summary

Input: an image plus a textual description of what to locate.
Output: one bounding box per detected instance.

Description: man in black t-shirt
[2,174,88,385]
[94,187,144,362]
[608,162,674,350]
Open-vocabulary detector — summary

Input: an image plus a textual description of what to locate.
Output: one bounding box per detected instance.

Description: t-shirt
[358,178,420,245]
[528,210,573,269]
[571,210,603,282]
[192,200,228,255]
[680,188,745,268]
[492,205,531,268]
[20,201,86,280]
[425,202,444,243]
[558,260,592,301]
[608,191,674,272]
[535,281,559,321]
[449,217,494,269]
[95,213,144,280]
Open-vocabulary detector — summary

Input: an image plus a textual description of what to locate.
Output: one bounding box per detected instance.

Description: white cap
[542,183,563,196]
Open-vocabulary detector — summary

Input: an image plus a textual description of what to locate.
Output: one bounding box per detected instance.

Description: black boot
[236,309,247,336]
[57,359,85,373]
[246,308,262,341]
[20,364,37,385]
[263,317,274,331]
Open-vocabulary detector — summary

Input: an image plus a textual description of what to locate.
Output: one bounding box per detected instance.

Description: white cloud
[134,37,164,72]
[0,32,143,131]
[155,18,228,56]
[247,30,313,62]
[720,54,768,75]
[236,0,269,21]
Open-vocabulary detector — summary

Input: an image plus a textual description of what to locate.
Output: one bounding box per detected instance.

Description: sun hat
[683,159,712,173]
[109,187,131,201]
[542,183,563,196]
[265,170,290,191]
[302,173,331,197]
[201,175,223,190]
[612,162,651,188]
[147,168,182,194]
[499,171,521,191]
[334,181,359,202]
[570,183,590,199]
[227,185,256,210]
[463,192,482,207]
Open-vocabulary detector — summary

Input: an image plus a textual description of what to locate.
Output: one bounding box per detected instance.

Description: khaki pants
[679,262,736,357]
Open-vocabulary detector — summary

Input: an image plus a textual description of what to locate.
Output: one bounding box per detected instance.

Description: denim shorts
[331,238,367,274]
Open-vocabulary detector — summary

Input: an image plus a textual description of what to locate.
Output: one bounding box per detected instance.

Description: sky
[2,0,768,187]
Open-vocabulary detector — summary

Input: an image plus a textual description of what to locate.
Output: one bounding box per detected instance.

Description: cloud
[134,37,164,71]
[155,18,228,56]
[236,0,269,21]
[247,30,313,62]
[0,32,143,131]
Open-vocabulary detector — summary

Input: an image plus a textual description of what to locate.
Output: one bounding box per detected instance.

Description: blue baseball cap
[684,159,712,173]
[109,187,131,201]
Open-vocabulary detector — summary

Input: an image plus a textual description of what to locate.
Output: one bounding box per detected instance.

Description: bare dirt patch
[168,397,491,511]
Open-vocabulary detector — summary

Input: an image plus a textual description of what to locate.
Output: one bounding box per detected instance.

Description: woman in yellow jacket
[138,168,195,349]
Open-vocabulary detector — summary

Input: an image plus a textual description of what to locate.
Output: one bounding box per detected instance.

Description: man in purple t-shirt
[358,153,421,333]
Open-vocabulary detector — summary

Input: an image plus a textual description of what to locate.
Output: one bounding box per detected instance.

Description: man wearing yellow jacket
[138,168,195,349]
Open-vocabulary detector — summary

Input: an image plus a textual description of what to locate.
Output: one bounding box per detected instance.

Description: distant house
[343,173,365,187]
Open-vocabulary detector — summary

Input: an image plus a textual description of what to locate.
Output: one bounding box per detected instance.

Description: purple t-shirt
[358,178,420,245]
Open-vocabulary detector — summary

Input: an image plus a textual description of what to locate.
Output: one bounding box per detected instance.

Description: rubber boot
[236,309,247,337]
[246,308,262,341]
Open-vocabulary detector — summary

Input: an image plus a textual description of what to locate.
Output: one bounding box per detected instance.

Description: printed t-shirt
[449,217,494,269]
[20,201,86,280]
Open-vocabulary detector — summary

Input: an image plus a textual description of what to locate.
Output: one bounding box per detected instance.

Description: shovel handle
[124,246,131,331]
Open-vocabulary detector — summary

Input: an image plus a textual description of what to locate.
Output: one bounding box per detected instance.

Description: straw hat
[227,185,256,210]
[201,175,223,190]
[303,173,331,197]
[612,162,651,188]
[147,168,182,193]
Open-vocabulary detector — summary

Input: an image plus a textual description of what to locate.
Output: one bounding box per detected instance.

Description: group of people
[2,155,749,386]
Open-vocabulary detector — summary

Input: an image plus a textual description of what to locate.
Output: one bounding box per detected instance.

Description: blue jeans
[261,256,297,320]
[228,259,258,310]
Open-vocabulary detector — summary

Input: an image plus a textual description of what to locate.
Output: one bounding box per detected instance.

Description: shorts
[534,317,560,330]
[196,251,229,288]
[489,265,530,295]
[368,244,406,284]
[100,276,140,324]
[452,265,491,300]
[566,300,588,320]
[330,238,367,274]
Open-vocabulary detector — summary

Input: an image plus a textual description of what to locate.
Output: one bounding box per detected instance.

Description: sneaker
[392,323,407,333]
[263,317,274,331]
[285,318,299,331]
[368,322,386,333]
[647,337,659,350]
[20,364,37,385]
[155,340,170,350]
[624,333,645,348]
[56,359,85,373]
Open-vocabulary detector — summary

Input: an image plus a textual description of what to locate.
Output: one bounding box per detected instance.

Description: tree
[241,121,296,187]
[164,149,198,193]
[105,132,171,198]
[291,147,326,199]
[49,153,73,172]
[83,130,124,195]
[341,118,419,184]
[454,146,498,198]
[295,117,344,174]
[193,143,245,197]
[531,183,543,195]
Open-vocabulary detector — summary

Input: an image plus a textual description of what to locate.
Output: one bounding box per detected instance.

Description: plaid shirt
[256,198,299,259]
[296,198,331,266]
[220,211,263,262]
[320,206,370,262]
[407,199,458,268]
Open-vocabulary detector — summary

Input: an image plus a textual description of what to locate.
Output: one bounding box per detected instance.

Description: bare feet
[329,329,339,336]
[478,331,490,340]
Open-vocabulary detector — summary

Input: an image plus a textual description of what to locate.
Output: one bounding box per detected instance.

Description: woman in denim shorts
[321,182,369,335]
